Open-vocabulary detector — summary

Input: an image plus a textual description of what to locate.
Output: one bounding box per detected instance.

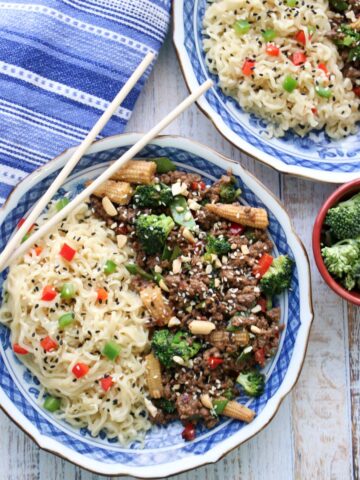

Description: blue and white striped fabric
[0,0,171,205]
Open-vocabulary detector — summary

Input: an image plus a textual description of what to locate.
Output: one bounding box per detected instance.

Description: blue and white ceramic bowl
[0,134,313,477]
[173,0,360,183]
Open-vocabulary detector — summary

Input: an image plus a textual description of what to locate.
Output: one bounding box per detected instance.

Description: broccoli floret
[135,214,174,255]
[219,177,241,203]
[133,183,173,209]
[329,0,348,12]
[260,255,293,296]
[154,398,176,413]
[325,192,360,240]
[206,235,231,256]
[151,330,202,368]
[236,370,265,397]
[322,238,360,290]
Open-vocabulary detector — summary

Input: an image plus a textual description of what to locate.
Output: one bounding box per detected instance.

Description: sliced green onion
[213,399,229,415]
[282,75,298,92]
[151,157,176,174]
[233,19,251,35]
[21,233,30,244]
[316,86,332,99]
[55,197,70,212]
[60,283,75,300]
[43,396,61,412]
[170,245,182,261]
[102,341,122,361]
[286,0,297,6]
[104,260,117,275]
[262,29,276,42]
[125,263,153,280]
[58,312,75,328]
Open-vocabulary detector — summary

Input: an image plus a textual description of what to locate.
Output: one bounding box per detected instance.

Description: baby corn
[145,353,163,399]
[205,203,269,229]
[222,399,255,423]
[209,330,250,349]
[111,160,156,184]
[88,180,133,205]
[140,285,173,325]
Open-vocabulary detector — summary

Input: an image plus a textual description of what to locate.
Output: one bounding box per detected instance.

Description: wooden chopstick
[0,51,155,272]
[3,79,213,270]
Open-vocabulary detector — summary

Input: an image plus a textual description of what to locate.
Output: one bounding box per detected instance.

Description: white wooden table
[0,33,359,480]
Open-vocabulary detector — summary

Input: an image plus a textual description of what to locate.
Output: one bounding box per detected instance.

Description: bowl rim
[0,133,314,477]
[172,0,360,184]
[312,178,360,306]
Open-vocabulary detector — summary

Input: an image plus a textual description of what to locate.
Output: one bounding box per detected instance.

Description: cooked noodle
[0,202,151,445]
[203,0,360,138]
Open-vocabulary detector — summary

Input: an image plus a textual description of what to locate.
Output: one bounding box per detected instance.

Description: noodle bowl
[0,202,151,445]
[203,0,360,138]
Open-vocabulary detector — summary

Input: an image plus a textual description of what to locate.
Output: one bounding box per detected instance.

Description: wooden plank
[0,410,40,480]
[348,304,360,480]
[281,175,353,480]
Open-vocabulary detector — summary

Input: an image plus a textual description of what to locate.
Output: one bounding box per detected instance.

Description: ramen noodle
[203,0,360,138]
[0,202,151,445]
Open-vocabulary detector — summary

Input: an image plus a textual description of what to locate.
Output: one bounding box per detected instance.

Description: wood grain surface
[0,32,358,480]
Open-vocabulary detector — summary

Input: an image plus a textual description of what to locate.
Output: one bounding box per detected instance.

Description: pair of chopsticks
[0,51,212,272]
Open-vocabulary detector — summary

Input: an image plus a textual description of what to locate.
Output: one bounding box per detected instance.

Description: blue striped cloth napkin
[0,0,171,205]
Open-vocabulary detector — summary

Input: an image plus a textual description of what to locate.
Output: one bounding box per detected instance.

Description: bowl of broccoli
[313,178,360,306]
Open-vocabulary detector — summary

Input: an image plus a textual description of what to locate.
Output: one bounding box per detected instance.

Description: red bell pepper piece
[318,63,329,76]
[182,423,196,441]
[295,30,306,45]
[97,288,108,302]
[41,285,57,301]
[311,107,318,115]
[353,86,360,97]
[255,348,266,367]
[40,336,58,352]
[17,218,35,231]
[100,376,113,391]
[266,44,280,56]
[191,181,206,191]
[59,243,76,262]
[252,253,274,277]
[229,223,245,235]
[242,59,256,76]
[207,357,224,369]
[13,343,29,355]
[34,246,43,256]
[292,51,306,65]
[72,363,90,379]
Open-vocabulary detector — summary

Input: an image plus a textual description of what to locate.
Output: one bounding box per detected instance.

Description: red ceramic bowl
[312,178,360,306]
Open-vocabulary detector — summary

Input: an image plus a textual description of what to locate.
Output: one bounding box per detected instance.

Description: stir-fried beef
[328,0,360,91]
[89,168,289,433]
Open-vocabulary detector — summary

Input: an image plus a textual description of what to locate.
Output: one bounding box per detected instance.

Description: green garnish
[43,396,61,412]
[234,19,251,35]
[102,341,122,361]
[58,312,75,328]
[282,75,298,92]
[60,283,75,300]
[55,197,70,212]
[104,260,117,275]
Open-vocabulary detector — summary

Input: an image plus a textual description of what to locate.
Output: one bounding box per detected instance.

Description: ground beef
[89,168,287,433]
[328,2,360,89]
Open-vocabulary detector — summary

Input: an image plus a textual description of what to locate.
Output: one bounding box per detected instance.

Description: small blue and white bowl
[0,134,313,477]
[173,0,360,183]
